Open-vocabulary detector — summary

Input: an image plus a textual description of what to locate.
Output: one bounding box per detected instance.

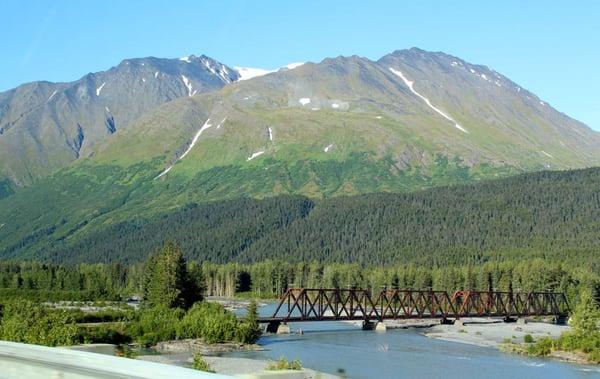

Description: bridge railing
[266,288,569,322]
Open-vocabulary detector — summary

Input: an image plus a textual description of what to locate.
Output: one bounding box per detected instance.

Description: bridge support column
[503,316,517,323]
[440,318,455,325]
[265,321,280,334]
[276,323,291,335]
[362,320,375,330]
[362,321,386,332]
[554,316,568,325]
[266,321,291,334]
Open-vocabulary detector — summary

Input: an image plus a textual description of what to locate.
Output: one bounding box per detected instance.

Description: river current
[228,302,600,379]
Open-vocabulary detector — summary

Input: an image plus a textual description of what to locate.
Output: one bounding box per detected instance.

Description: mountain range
[1,47,599,261]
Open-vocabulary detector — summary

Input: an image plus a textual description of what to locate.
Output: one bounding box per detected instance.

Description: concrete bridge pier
[554,315,568,325]
[362,320,387,332]
[265,321,291,334]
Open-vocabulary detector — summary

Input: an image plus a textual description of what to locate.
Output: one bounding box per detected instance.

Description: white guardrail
[0,341,234,379]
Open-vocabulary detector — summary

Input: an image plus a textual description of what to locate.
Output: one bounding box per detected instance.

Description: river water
[228,302,600,379]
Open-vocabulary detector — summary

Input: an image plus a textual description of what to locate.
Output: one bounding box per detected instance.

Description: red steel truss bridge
[259,288,569,326]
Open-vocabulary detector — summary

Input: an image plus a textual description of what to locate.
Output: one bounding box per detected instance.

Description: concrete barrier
[0,340,233,379]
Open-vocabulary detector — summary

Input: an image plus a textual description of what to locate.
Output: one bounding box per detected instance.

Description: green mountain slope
[0,55,238,191]
[5,167,600,268]
[1,48,600,262]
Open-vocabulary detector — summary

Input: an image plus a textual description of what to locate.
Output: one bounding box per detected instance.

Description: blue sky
[2,0,599,129]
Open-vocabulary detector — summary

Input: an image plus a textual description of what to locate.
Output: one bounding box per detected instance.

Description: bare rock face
[0,54,239,188]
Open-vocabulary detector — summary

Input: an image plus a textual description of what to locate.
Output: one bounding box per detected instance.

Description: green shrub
[588,349,600,364]
[79,323,131,344]
[128,306,184,346]
[523,334,534,343]
[177,302,238,343]
[115,345,138,359]
[0,300,78,346]
[70,308,135,323]
[527,337,554,356]
[570,289,600,337]
[192,353,214,372]
[266,356,302,371]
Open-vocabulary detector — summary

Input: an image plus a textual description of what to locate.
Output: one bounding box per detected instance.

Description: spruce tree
[142,242,199,309]
[244,299,262,342]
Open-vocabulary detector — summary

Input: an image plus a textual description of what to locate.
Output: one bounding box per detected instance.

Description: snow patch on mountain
[282,62,305,70]
[96,82,106,96]
[299,98,311,106]
[541,150,554,158]
[247,151,265,161]
[179,56,192,63]
[234,62,305,81]
[154,71,159,78]
[155,119,213,179]
[324,143,334,152]
[216,117,227,129]
[201,57,231,83]
[179,119,212,160]
[268,127,273,141]
[389,68,468,134]
[155,166,173,179]
[47,90,58,101]
[235,67,273,81]
[181,75,195,97]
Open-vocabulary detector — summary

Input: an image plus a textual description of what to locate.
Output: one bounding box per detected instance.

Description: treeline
[20,167,600,269]
[0,243,262,348]
[0,261,130,300]
[1,258,598,305]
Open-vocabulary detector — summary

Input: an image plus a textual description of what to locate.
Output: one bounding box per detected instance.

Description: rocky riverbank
[137,354,339,378]
[205,296,269,312]
[422,318,568,348]
[153,339,263,354]
[421,318,600,365]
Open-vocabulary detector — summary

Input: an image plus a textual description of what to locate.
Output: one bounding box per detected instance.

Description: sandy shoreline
[421,318,569,348]
[137,354,339,378]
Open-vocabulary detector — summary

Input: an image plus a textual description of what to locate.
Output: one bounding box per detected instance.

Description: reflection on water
[229,302,600,379]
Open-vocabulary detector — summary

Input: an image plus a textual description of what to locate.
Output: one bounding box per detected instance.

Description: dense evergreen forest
[1,258,598,305]
[14,167,600,270]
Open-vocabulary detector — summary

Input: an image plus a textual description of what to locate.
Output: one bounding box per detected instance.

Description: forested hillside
[8,167,600,269]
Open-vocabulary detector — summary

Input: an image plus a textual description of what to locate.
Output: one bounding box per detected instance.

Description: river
[228,302,600,379]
